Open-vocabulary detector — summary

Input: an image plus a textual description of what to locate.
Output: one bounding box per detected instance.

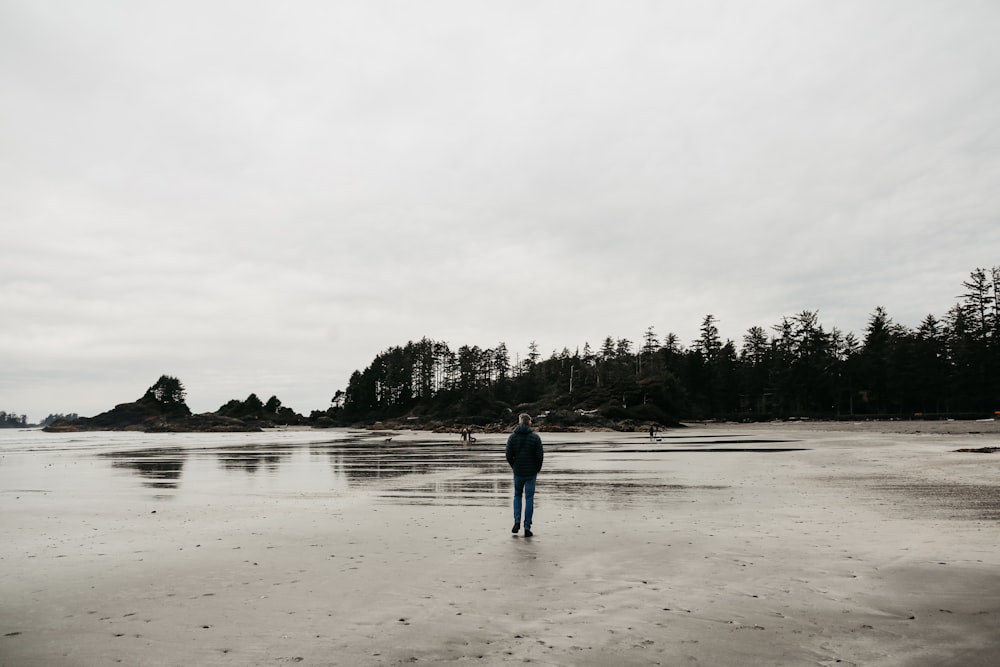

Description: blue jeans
[513,474,537,529]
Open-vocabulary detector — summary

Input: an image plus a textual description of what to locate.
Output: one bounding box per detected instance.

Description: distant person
[505,413,544,537]
[460,427,470,445]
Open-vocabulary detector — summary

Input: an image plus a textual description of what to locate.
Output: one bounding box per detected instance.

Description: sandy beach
[1,421,998,666]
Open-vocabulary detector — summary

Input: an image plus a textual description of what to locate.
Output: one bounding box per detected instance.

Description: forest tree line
[337,267,1000,425]
[0,411,29,428]
[0,413,80,429]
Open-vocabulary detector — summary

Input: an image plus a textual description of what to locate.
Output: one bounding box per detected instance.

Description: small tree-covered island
[38,267,1000,433]
[42,376,285,433]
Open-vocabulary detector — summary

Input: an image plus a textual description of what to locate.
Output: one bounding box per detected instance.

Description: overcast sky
[3,1,999,421]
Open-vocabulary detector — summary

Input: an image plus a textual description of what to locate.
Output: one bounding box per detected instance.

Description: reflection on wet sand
[99,431,803,510]
[217,444,295,473]
[102,447,187,489]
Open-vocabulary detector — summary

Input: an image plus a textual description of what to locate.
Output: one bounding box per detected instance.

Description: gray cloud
[3,0,999,420]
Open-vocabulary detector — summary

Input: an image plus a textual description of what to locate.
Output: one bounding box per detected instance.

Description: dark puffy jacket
[506,425,543,477]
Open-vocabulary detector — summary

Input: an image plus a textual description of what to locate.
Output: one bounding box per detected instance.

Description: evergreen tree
[858,307,896,414]
[526,341,541,367]
[494,342,511,383]
[141,375,190,416]
[695,314,722,358]
[739,325,771,414]
[600,336,616,362]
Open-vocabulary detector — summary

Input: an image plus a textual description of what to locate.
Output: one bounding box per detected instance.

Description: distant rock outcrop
[43,404,259,433]
[43,375,262,433]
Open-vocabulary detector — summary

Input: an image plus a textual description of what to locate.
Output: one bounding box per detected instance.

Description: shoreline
[14,415,1000,440]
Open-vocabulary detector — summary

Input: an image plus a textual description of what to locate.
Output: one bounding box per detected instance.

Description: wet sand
[1,422,999,666]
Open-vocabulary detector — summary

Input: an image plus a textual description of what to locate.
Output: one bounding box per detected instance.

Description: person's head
[518,413,532,426]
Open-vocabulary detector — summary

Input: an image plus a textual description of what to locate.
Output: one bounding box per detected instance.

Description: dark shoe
[512,523,520,534]
[524,529,533,538]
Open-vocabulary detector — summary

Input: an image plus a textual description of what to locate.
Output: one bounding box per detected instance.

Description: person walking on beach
[506,413,543,537]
